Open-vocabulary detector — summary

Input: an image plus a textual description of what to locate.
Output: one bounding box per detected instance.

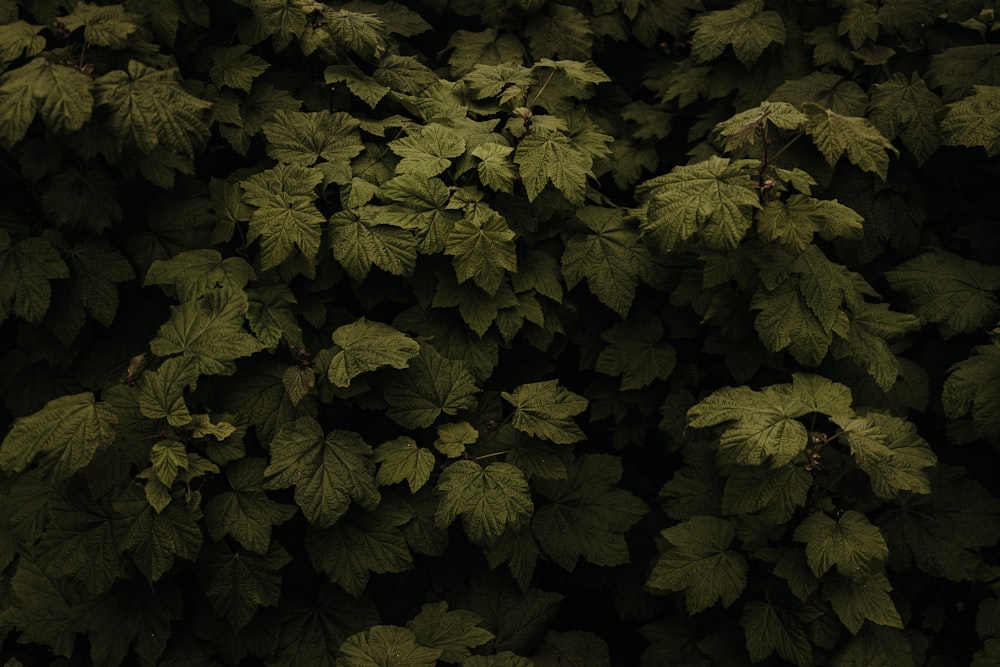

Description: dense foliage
[1,0,1000,664]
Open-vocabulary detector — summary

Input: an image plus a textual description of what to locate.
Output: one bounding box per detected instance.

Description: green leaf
[740,600,812,666]
[264,417,380,528]
[435,460,533,544]
[374,437,435,493]
[325,63,391,108]
[756,195,863,253]
[869,73,945,164]
[150,288,264,375]
[383,344,479,429]
[377,173,458,252]
[561,206,653,316]
[434,421,479,458]
[329,317,420,388]
[446,28,525,77]
[144,248,254,301]
[0,392,117,479]
[824,570,903,634]
[1,558,81,657]
[834,412,937,499]
[0,232,70,324]
[595,311,676,390]
[532,454,647,571]
[209,45,269,92]
[63,240,134,325]
[0,58,94,145]
[687,383,814,467]
[84,579,180,667]
[715,101,808,152]
[61,2,139,47]
[241,163,326,269]
[771,72,869,116]
[270,585,380,667]
[647,515,748,613]
[804,103,898,179]
[307,509,413,596]
[329,207,418,280]
[722,465,813,524]
[514,129,591,205]
[689,0,785,66]
[405,602,494,663]
[94,60,210,156]
[793,510,888,580]
[525,4,593,60]
[751,282,835,366]
[943,342,1000,440]
[262,110,364,184]
[941,85,1000,155]
[204,458,297,554]
[324,8,390,59]
[389,123,466,177]
[885,249,1000,338]
[838,1,880,48]
[150,438,188,486]
[337,625,441,667]
[445,206,518,295]
[249,283,303,350]
[641,156,761,253]
[502,379,588,445]
[460,578,563,654]
[0,21,46,67]
[372,54,439,95]
[113,486,203,581]
[472,141,517,192]
[203,541,291,631]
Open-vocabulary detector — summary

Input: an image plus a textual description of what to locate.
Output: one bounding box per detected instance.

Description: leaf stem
[527,67,558,109]
[471,448,512,462]
[766,129,806,166]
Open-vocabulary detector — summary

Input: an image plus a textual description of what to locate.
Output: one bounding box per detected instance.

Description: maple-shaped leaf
[869,73,945,164]
[525,4,593,60]
[804,103,898,179]
[240,163,325,269]
[372,53,439,95]
[376,173,458,252]
[445,206,518,295]
[337,625,441,667]
[432,269,509,336]
[885,249,1000,338]
[389,123,466,177]
[84,579,181,667]
[209,45,270,92]
[941,85,1000,155]
[562,206,654,316]
[595,311,676,390]
[264,417,380,528]
[405,602,494,663]
[689,0,785,66]
[202,541,291,631]
[641,156,761,253]
[270,584,380,667]
[0,57,93,146]
[647,515,748,613]
[328,317,420,388]
[63,240,134,325]
[502,379,588,445]
[532,454,647,571]
[435,460,533,544]
[721,464,813,524]
[687,382,822,467]
[0,392,116,479]
[0,21,46,66]
[382,344,479,429]
[113,486,203,581]
[434,421,479,458]
[328,207,418,280]
[35,488,128,596]
[0,232,70,324]
[756,195,863,253]
[514,129,591,205]
[793,510,888,581]
[472,141,517,193]
[770,72,869,116]
[833,412,937,498]
[150,288,264,375]
[262,109,364,184]
[374,437,435,493]
[463,653,533,667]
[306,507,413,596]
[715,101,808,152]
[324,7,390,58]
[204,458,297,554]
[943,341,1000,441]
[1,557,81,657]
[94,60,211,156]
[740,600,812,666]
[248,282,303,350]
[60,2,139,47]
[144,249,254,301]
[823,570,902,634]
[325,62,391,107]
[751,282,836,366]
[446,28,525,77]
[149,438,188,486]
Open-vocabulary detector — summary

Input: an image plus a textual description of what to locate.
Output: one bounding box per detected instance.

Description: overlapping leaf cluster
[1,0,999,665]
